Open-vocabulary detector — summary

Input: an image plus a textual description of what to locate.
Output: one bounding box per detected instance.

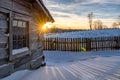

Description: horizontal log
[0,43,7,48]
[13,0,32,8]
[0,0,12,11]
[0,0,32,16]
[0,49,8,59]
[30,43,38,50]
[0,58,8,66]
[31,36,38,40]
[30,42,43,50]
[0,20,8,28]
[13,54,31,68]
[30,55,43,69]
[14,62,30,72]
[13,1,31,16]
[31,39,39,43]
[38,42,43,49]
[31,48,43,60]
[0,63,13,78]
[13,12,31,21]
[0,34,8,43]
[0,7,10,13]
[0,13,7,20]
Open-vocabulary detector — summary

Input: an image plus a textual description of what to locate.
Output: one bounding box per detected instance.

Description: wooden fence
[44,36,120,51]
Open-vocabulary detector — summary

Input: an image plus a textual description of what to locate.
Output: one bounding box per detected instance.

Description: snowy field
[45,29,120,38]
[2,50,120,80]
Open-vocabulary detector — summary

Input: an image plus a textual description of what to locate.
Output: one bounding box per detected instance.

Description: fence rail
[44,36,120,51]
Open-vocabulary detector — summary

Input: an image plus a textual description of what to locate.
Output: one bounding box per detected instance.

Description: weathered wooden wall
[0,12,9,66]
[0,0,48,78]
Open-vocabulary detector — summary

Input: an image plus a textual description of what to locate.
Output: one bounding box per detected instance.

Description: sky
[43,0,120,29]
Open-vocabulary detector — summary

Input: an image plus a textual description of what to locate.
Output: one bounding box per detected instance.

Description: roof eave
[36,0,54,22]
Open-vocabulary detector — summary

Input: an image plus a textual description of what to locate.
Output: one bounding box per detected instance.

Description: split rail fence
[44,36,120,51]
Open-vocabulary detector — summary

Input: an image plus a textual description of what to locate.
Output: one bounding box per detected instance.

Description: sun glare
[43,25,47,30]
[43,22,53,30]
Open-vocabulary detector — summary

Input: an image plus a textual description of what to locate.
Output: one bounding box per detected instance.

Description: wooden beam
[8,11,12,61]
[36,0,54,22]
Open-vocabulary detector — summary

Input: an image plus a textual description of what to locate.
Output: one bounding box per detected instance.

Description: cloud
[43,0,120,29]
[74,0,120,4]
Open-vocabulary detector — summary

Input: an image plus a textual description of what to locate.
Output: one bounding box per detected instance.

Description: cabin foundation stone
[30,55,43,70]
[0,63,14,78]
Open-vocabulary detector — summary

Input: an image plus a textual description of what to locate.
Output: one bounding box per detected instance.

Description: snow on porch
[2,50,120,80]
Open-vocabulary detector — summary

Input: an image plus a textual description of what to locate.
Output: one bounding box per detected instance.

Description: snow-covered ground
[45,29,120,38]
[2,50,120,80]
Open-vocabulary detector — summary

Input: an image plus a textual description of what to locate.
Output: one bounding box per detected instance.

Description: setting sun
[43,22,53,30]
[43,25,47,30]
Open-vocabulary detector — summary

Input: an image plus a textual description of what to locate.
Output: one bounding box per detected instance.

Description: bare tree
[117,15,120,27]
[112,22,118,28]
[112,15,120,28]
[88,12,93,30]
[93,20,103,30]
[102,25,108,29]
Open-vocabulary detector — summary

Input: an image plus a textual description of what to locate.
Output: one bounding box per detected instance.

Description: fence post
[86,38,91,51]
[50,38,54,50]
[43,38,45,50]
[65,38,66,51]
[114,36,119,49]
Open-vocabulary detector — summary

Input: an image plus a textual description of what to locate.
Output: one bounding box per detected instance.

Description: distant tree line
[93,20,107,30]
[87,12,120,30]
[112,16,120,28]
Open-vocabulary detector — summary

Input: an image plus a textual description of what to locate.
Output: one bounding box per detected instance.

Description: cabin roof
[36,0,54,22]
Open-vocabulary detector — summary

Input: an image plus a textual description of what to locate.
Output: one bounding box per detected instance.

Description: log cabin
[0,0,54,78]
